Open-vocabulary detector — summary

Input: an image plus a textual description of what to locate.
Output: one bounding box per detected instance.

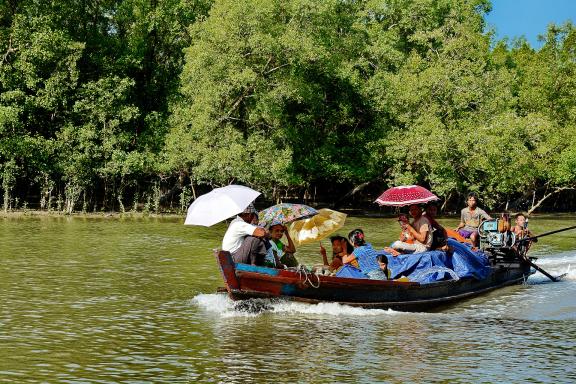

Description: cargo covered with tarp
[383,238,491,284]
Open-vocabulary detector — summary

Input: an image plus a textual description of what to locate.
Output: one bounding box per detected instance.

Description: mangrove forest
[1,0,576,214]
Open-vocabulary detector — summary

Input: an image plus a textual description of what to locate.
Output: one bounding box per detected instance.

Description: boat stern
[215,250,240,293]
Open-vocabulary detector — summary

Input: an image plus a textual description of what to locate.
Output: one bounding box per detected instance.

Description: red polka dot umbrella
[375,185,440,207]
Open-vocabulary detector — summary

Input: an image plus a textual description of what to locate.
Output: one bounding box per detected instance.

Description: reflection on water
[0,216,575,383]
[194,287,576,383]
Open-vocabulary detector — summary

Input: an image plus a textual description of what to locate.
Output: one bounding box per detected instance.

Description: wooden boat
[213,215,560,311]
[215,249,533,311]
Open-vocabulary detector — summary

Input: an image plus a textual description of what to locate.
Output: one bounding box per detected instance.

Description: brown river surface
[1,214,575,383]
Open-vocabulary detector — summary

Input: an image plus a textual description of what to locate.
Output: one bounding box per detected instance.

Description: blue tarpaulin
[447,238,491,281]
[335,264,367,279]
[333,239,492,283]
[380,239,491,284]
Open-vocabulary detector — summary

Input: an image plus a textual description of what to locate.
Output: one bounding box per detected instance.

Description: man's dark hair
[329,235,354,254]
[467,192,478,199]
[238,212,258,226]
[515,212,526,219]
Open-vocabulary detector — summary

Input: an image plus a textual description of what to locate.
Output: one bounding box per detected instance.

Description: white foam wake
[192,293,401,318]
[192,293,250,318]
[271,300,397,316]
[530,251,576,281]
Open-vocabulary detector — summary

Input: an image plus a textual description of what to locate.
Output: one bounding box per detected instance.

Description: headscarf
[242,203,257,215]
[348,228,366,247]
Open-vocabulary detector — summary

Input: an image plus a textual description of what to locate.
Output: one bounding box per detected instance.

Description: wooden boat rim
[227,273,527,308]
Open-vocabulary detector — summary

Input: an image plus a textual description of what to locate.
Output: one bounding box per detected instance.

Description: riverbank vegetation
[1,0,575,214]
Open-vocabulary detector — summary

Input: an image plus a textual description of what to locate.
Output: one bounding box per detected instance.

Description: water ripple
[1,217,575,383]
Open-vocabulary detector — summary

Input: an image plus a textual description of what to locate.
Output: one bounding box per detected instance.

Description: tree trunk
[527,187,574,215]
[334,180,373,208]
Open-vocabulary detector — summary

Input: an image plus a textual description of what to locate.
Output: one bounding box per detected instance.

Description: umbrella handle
[319,241,329,265]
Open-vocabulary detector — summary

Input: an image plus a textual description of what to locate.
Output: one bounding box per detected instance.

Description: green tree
[166,0,385,198]
[509,23,576,211]
[1,0,211,211]
[365,0,523,206]
[0,7,84,209]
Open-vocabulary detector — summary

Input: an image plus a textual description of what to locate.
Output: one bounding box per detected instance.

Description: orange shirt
[399,229,414,244]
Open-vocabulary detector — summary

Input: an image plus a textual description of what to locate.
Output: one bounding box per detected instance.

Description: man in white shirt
[222,204,268,265]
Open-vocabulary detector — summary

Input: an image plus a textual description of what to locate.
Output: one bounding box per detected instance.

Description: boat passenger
[455,192,492,246]
[390,204,432,254]
[377,254,391,280]
[319,235,355,272]
[397,213,414,244]
[264,224,297,268]
[424,202,449,251]
[382,213,412,256]
[511,213,533,238]
[222,204,268,265]
[511,212,537,253]
[346,228,388,280]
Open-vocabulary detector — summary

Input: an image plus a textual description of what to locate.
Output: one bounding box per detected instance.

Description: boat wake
[270,300,397,316]
[192,293,400,318]
[528,250,576,283]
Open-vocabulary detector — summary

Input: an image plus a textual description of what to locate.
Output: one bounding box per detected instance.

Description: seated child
[397,213,414,244]
[263,224,297,268]
[377,254,391,280]
[511,212,535,239]
[511,212,537,254]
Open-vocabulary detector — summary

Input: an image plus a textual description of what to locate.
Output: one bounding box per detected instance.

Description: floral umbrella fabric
[288,208,347,246]
[258,203,318,227]
[374,185,439,207]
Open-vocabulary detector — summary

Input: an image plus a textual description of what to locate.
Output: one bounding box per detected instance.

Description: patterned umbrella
[288,208,347,246]
[375,185,439,207]
[258,203,318,227]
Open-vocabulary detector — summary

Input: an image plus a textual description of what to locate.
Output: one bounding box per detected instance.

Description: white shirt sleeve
[222,217,258,253]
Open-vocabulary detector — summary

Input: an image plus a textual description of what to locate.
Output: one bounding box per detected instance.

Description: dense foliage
[1,0,575,213]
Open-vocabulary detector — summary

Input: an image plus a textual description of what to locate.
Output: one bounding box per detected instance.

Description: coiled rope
[295,265,321,289]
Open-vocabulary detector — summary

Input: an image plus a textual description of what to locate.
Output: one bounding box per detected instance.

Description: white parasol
[184,185,261,226]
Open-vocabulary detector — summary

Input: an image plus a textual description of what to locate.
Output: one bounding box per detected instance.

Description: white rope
[296,265,321,289]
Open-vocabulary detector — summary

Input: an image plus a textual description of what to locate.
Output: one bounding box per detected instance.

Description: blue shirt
[264,239,284,265]
[353,243,380,274]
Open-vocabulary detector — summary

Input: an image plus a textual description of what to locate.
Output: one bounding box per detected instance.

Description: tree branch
[528,186,575,215]
[1,36,18,68]
[265,63,289,75]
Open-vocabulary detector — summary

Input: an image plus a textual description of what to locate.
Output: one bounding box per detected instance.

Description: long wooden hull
[215,251,533,311]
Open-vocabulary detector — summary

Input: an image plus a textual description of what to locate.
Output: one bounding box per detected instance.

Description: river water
[1,215,575,383]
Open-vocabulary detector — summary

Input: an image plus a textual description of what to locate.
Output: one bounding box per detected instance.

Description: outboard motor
[478,214,517,260]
